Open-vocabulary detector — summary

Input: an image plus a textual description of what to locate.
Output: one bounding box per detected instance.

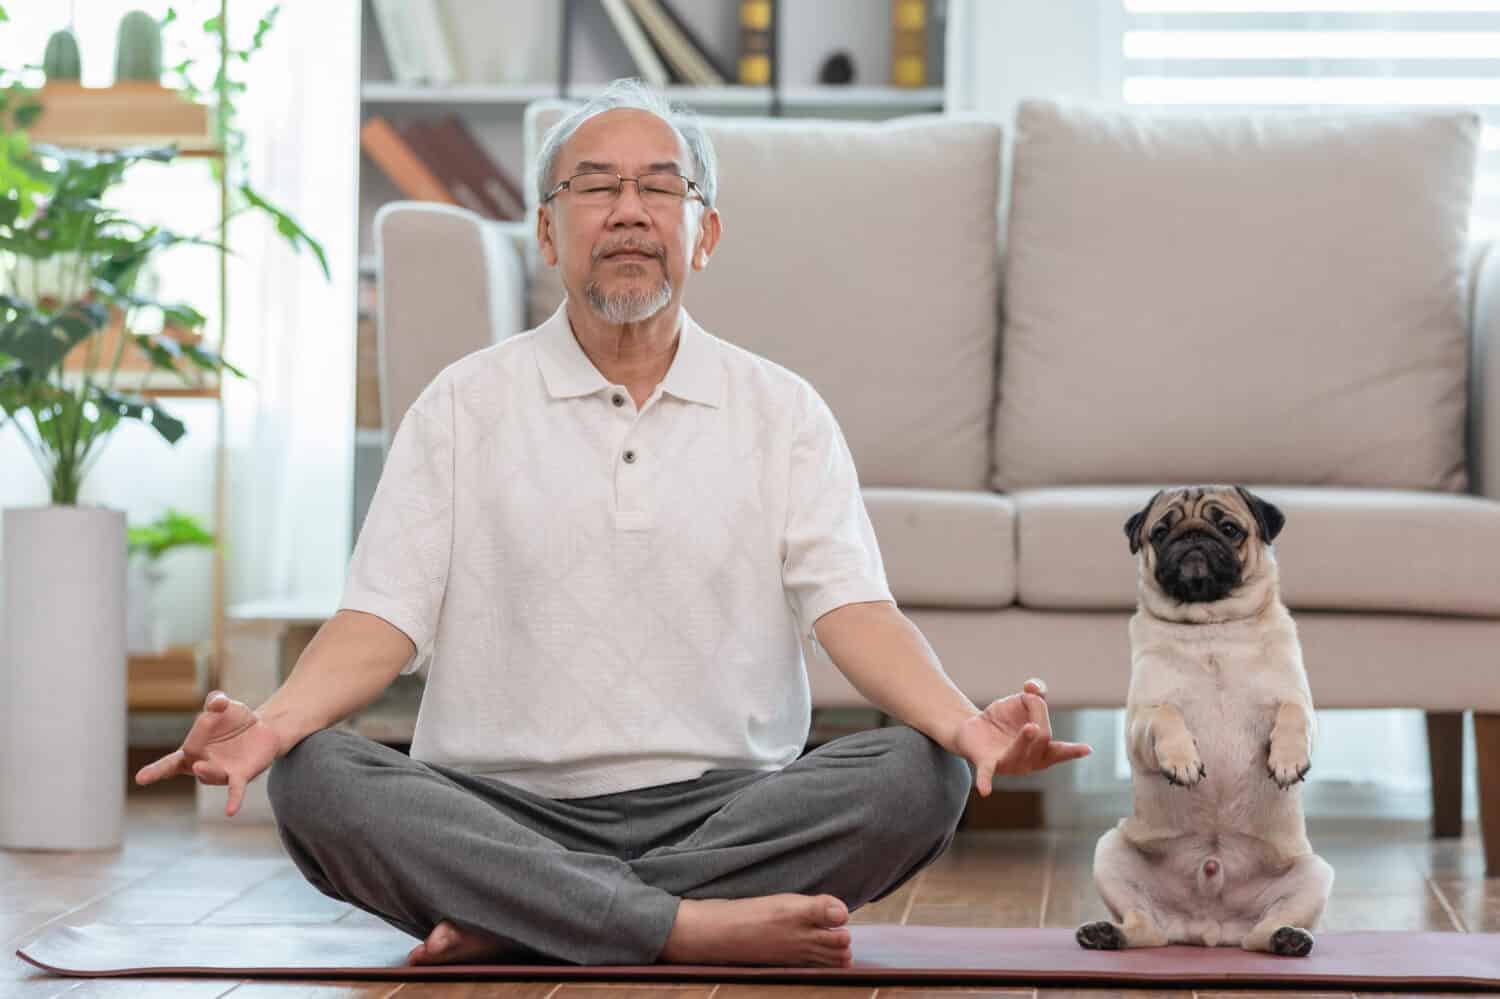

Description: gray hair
[535,78,719,208]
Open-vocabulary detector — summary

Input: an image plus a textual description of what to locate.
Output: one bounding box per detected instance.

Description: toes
[1271,926,1314,957]
[1076,921,1125,950]
[817,927,851,948]
[819,895,849,927]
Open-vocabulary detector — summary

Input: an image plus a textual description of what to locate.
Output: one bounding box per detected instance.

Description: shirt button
[612,393,626,407]
[623,449,637,464]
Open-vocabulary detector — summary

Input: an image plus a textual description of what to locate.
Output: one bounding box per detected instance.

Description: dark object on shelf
[819,51,855,85]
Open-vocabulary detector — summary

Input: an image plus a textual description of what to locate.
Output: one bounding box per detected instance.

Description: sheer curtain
[946,0,1489,819]
[223,0,359,612]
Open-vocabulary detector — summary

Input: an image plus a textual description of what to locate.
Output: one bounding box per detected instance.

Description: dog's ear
[1124,490,1163,554]
[1235,486,1285,543]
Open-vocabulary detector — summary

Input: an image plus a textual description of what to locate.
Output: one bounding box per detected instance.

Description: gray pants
[268,725,971,965]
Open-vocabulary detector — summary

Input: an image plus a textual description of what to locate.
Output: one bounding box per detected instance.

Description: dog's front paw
[1270,926,1314,957]
[1156,735,1206,787]
[1076,921,1125,950]
[1267,742,1310,789]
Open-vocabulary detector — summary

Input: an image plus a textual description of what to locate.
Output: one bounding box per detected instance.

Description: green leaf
[128,506,215,559]
[240,183,330,280]
[182,343,247,380]
[93,388,186,445]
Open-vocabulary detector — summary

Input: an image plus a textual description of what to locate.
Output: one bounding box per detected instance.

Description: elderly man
[137,80,1090,968]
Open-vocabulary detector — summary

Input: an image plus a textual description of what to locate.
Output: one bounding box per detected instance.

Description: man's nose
[606,180,651,225]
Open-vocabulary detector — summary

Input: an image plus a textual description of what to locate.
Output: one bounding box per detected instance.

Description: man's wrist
[940,705,983,757]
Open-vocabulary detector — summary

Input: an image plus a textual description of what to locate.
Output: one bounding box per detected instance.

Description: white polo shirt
[340,305,893,798]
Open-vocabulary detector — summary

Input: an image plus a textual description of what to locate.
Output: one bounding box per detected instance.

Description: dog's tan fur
[1078,486,1333,956]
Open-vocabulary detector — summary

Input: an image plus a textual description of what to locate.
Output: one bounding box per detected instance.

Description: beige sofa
[374,99,1500,872]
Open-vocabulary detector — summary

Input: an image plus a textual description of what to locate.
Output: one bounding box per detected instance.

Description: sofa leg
[1426,711,1464,838]
[1478,713,1500,877]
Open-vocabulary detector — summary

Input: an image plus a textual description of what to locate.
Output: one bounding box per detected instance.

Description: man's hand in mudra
[954,679,1092,796]
[134,690,282,817]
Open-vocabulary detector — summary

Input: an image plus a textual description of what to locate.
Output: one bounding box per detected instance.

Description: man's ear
[1234,485,1285,543]
[692,207,722,270]
[536,204,558,267]
[1124,489,1164,555]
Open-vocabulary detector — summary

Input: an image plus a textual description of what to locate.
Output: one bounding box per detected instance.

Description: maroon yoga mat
[17,923,1500,989]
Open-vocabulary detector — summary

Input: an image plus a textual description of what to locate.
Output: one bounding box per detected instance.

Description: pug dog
[1076,485,1333,956]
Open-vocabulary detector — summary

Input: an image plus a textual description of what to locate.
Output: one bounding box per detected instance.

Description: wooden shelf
[361,82,945,111]
[29,82,219,154]
[58,370,220,399]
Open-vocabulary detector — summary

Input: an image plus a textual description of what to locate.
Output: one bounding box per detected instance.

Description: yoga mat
[17,923,1500,989]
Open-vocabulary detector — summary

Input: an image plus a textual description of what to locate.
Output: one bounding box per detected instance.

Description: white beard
[585,278,672,324]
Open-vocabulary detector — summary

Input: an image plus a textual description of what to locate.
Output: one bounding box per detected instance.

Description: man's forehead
[564,109,689,169]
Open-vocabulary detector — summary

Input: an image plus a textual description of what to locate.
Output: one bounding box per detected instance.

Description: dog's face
[1125,486,1285,608]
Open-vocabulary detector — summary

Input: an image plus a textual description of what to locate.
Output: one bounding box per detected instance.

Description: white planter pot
[1,505,127,850]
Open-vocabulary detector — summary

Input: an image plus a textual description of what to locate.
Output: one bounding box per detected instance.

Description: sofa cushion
[864,488,1015,608]
[1015,486,1500,617]
[524,101,1003,490]
[994,99,1480,493]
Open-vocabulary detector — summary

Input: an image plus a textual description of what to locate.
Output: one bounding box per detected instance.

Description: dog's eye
[1149,523,1169,541]
[1221,523,1242,539]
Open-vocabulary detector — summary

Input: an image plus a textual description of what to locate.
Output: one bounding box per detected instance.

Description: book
[927,0,947,88]
[429,115,527,220]
[370,0,428,84]
[891,0,928,87]
[400,120,506,220]
[359,116,458,205]
[600,0,671,88]
[657,0,736,84]
[738,0,773,86]
[408,0,459,85]
[626,0,727,87]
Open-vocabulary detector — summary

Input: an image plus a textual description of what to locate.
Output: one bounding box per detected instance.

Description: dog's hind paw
[1270,926,1314,957]
[1076,921,1126,950]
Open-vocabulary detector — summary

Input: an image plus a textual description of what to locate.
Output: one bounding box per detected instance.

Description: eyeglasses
[543,171,706,208]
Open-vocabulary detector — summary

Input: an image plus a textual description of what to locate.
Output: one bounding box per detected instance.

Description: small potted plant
[128,507,217,654]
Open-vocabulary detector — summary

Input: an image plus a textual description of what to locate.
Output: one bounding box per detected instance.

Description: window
[1120,0,1500,239]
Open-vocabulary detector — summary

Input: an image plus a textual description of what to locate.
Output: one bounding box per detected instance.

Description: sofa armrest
[373,202,528,445]
[1472,239,1500,499]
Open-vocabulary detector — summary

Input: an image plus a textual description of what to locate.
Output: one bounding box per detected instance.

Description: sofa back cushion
[525,102,1003,490]
[993,99,1480,492]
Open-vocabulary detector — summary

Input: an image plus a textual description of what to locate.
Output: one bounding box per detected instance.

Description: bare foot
[406,919,511,966]
[659,893,852,967]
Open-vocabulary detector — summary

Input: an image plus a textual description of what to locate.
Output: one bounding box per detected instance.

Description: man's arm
[258,609,415,754]
[813,600,1091,794]
[135,609,415,816]
[812,600,978,755]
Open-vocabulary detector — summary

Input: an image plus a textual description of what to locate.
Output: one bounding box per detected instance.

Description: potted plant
[128,507,217,654]
[0,132,239,849]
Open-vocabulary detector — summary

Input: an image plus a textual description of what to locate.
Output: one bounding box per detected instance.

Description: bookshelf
[28,73,228,745]
[362,82,946,112]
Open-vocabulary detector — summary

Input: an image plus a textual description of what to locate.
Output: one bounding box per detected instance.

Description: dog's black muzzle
[1155,530,1242,603]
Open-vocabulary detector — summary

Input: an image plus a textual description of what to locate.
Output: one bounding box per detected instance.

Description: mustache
[593,239,665,262]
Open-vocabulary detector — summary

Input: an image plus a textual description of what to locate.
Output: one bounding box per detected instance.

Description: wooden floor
[2,785,1495,998]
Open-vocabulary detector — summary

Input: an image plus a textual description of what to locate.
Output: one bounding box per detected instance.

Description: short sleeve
[781,385,895,642]
[339,388,454,675]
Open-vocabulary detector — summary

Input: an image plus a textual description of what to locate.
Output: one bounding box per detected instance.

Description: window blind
[1120,0,1500,240]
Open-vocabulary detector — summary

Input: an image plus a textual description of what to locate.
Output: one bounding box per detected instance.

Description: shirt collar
[534,303,724,408]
